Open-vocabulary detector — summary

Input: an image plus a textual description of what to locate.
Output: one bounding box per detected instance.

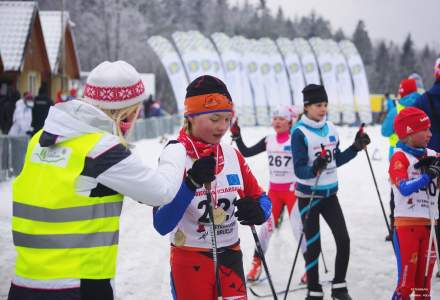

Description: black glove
[414,156,437,171]
[425,158,440,179]
[352,130,371,151]
[185,156,216,191]
[312,155,328,175]
[230,120,241,141]
[234,197,265,225]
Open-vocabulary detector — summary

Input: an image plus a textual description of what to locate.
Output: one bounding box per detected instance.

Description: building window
[28,72,37,96]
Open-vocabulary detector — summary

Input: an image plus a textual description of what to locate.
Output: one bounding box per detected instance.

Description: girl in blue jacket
[291,84,370,300]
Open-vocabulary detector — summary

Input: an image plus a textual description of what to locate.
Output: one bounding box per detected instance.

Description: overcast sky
[238,0,440,50]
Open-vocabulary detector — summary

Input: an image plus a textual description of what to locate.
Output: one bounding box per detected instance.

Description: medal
[213,207,226,225]
[174,229,186,246]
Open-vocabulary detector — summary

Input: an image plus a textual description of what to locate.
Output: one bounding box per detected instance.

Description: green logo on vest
[31,145,72,167]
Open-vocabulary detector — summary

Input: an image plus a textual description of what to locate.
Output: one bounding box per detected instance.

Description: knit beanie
[302,84,328,105]
[184,75,233,117]
[393,107,431,139]
[83,61,146,109]
[398,78,417,98]
[272,105,300,121]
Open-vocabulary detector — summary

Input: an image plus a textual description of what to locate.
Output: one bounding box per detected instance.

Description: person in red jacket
[153,75,272,300]
[389,107,440,300]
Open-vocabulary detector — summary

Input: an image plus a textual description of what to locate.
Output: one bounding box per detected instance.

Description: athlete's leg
[218,249,247,299]
[298,196,322,292]
[414,226,436,300]
[393,226,420,299]
[170,247,215,300]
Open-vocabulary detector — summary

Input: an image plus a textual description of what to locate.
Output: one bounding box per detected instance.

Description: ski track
[0,126,439,299]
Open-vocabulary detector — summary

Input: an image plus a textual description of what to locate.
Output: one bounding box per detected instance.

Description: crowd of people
[3,57,440,300]
[0,82,164,138]
[0,83,53,136]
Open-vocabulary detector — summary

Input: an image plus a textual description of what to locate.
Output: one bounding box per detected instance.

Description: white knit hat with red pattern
[272,105,300,121]
[82,61,146,109]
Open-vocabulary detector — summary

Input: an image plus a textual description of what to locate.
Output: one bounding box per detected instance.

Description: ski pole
[321,249,328,274]
[284,144,326,300]
[205,183,223,300]
[423,218,434,300]
[360,123,392,237]
[250,225,278,300]
[422,191,438,300]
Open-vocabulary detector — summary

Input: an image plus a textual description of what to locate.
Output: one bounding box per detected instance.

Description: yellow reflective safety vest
[12,131,123,280]
[388,103,405,148]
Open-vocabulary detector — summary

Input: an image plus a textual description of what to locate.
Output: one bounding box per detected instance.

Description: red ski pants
[393,225,437,299]
[170,246,247,300]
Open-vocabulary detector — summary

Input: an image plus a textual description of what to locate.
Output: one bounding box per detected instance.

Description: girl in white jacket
[8,61,212,300]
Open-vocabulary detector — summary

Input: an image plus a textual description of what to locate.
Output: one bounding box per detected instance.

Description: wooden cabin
[0,1,51,97]
[40,11,80,100]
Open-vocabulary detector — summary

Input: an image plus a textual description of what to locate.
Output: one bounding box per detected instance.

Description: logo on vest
[31,145,72,167]
[226,174,240,186]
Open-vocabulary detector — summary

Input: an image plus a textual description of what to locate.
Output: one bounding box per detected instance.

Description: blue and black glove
[235,197,266,225]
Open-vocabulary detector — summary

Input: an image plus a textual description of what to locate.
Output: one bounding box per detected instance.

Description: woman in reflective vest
[8,61,213,300]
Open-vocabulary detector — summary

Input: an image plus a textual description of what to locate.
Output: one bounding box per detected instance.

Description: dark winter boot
[305,289,324,300]
[331,282,352,300]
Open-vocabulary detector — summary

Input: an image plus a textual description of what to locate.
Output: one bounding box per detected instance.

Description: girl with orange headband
[153,75,272,300]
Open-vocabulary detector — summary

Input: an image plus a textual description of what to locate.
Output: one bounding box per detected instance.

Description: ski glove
[352,130,371,151]
[414,156,438,171]
[230,120,241,141]
[425,158,440,179]
[234,197,266,225]
[312,155,328,175]
[186,156,216,191]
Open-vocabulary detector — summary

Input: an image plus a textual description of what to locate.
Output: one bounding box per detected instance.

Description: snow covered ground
[1,125,440,299]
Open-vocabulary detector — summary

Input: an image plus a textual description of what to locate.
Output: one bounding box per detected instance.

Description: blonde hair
[102,103,141,148]
[183,117,191,134]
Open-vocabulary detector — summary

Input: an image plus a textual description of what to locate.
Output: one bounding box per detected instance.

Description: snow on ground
[1,125,440,299]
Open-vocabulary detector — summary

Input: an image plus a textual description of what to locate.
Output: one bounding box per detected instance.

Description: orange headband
[184,93,233,117]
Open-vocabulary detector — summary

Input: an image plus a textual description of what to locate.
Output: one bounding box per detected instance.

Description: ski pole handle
[359,122,365,134]
[320,143,326,158]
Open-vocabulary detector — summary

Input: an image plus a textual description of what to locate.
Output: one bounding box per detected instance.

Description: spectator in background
[385,92,395,112]
[142,95,153,118]
[9,92,33,136]
[55,90,63,104]
[32,83,53,135]
[409,72,425,93]
[149,99,164,117]
[415,58,440,152]
[0,85,20,134]
[66,87,77,101]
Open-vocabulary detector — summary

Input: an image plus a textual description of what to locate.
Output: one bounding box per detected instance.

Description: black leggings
[298,194,350,291]
[8,279,113,300]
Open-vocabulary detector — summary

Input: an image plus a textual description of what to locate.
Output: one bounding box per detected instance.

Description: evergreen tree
[372,41,391,93]
[352,20,373,65]
[333,28,345,42]
[400,33,417,78]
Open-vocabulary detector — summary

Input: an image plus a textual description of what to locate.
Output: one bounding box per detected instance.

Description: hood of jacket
[399,92,420,107]
[41,99,116,146]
